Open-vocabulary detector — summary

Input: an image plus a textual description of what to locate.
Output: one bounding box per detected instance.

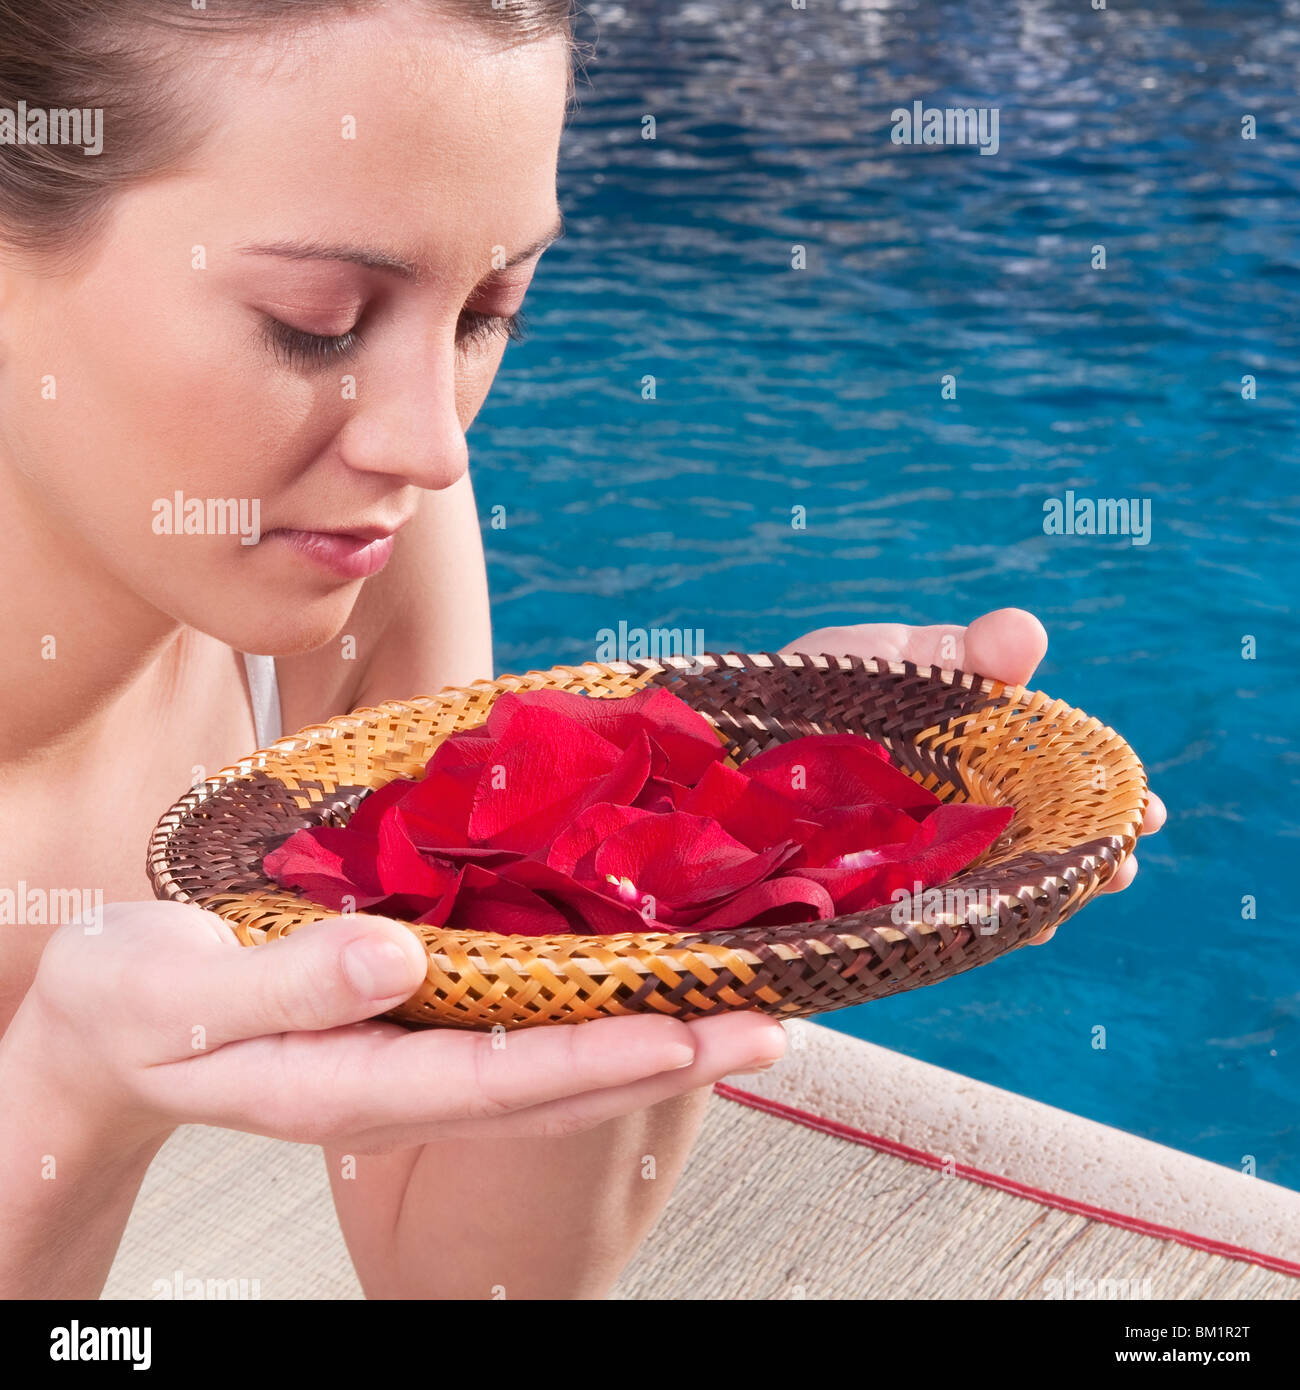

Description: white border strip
[736,1020,1300,1264]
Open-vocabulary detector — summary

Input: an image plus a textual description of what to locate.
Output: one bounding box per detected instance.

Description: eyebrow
[237,211,565,282]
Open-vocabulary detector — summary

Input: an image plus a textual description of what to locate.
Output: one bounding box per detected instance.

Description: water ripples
[472,0,1300,1185]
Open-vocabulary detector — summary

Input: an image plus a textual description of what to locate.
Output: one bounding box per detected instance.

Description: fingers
[416,1013,703,1124]
[1099,854,1139,895]
[779,621,974,674]
[450,1011,787,1140]
[1028,849,1141,947]
[157,1008,704,1142]
[961,608,1048,687]
[344,1012,789,1149]
[778,622,910,662]
[776,608,1048,689]
[1029,851,1141,945]
[150,1006,784,1149]
[820,608,1046,686]
[873,623,966,670]
[169,914,430,1052]
[1094,791,1162,899]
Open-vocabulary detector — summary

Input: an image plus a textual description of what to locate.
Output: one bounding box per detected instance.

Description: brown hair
[0,0,577,266]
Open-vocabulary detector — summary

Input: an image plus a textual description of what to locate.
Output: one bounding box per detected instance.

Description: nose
[336,335,469,492]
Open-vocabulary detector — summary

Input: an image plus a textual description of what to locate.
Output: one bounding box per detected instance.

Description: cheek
[456,345,508,427]
[33,273,330,519]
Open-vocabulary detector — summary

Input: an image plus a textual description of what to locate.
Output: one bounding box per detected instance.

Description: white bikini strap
[241,652,283,748]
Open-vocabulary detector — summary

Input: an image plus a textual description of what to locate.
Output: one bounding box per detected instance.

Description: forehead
[173,13,569,269]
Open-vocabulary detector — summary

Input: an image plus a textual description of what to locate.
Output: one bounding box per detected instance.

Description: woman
[0,0,1163,1299]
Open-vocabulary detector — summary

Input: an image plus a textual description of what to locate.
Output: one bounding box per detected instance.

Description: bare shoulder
[275,474,495,733]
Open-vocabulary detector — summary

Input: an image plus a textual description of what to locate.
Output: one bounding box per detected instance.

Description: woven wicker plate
[148,652,1146,1031]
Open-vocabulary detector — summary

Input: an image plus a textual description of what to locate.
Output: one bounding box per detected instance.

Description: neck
[0,463,193,767]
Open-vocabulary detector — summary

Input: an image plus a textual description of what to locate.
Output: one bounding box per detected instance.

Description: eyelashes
[458,308,529,350]
[262,308,528,370]
[263,320,366,368]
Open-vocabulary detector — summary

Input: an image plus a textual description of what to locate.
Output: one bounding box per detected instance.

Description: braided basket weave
[148,652,1146,1031]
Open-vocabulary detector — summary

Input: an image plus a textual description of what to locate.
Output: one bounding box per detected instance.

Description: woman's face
[0,12,569,654]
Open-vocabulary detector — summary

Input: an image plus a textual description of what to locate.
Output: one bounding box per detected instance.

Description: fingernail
[735,1031,787,1075]
[342,937,421,1000]
[663,1045,697,1070]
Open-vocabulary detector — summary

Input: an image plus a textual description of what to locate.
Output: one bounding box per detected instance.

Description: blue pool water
[473,1,1299,1187]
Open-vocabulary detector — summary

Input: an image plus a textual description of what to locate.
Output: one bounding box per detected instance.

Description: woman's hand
[779,607,1166,943]
[1,900,784,1298]
[10,901,785,1156]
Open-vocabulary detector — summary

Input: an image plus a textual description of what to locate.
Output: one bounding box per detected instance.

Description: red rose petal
[424,728,502,774]
[478,730,655,860]
[797,802,1014,913]
[741,734,939,816]
[677,760,813,852]
[375,815,460,902]
[483,687,727,783]
[584,730,655,817]
[397,761,489,845]
[466,705,629,849]
[593,811,795,911]
[790,802,922,869]
[262,826,386,911]
[496,858,648,935]
[346,778,414,838]
[396,733,502,849]
[442,863,573,937]
[547,802,655,879]
[632,775,689,813]
[690,875,837,930]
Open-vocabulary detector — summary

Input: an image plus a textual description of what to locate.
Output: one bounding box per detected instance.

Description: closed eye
[457,308,528,350]
[263,317,364,369]
[261,307,528,371]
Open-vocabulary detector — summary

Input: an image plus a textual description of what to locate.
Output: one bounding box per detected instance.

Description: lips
[265,527,398,580]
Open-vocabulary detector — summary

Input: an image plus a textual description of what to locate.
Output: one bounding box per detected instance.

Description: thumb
[962,607,1048,687]
[193,914,428,1048]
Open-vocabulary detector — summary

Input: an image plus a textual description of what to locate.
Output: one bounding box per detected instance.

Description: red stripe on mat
[714,1082,1300,1278]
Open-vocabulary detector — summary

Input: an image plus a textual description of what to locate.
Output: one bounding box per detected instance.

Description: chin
[193,588,358,658]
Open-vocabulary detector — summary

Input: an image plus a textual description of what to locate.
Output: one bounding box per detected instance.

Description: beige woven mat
[103,1126,361,1301]
[103,1035,1298,1301]
[611,1091,1297,1299]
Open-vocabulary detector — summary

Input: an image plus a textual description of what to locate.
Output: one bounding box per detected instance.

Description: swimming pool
[474,0,1299,1188]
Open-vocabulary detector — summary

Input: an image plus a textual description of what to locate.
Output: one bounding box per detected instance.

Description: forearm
[0,1014,169,1299]
[329,1084,715,1300]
